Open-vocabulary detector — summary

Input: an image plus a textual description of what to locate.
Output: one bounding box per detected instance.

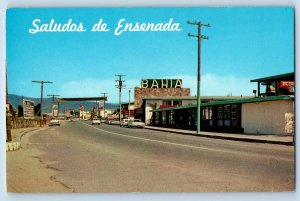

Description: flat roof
[151,95,293,112]
[250,72,294,82]
[143,96,252,101]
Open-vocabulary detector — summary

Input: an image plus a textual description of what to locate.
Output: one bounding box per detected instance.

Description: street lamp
[32,80,53,126]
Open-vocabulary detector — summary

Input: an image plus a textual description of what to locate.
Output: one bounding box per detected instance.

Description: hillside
[8,94,118,113]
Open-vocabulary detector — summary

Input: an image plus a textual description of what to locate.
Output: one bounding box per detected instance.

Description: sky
[6,7,294,103]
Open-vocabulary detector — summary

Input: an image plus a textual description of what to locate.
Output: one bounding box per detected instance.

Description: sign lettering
[141,79,182,88]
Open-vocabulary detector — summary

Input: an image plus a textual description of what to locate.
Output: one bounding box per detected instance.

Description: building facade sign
[279,81,294,92]
[141,79,182,88]
[23,99,34,119]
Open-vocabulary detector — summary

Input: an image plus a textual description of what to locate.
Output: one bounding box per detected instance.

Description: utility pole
[47,94,60,117]
[127,88,133,119]
[115,74,126,124]
[101,92,108,118]
[6,61,12,142]
[32,80,53,126]
[187,20,210,134]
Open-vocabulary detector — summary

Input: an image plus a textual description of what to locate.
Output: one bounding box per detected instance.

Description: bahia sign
[141,79,182,88]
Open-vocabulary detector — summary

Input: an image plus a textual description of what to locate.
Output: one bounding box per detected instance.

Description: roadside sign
[23,99,34,119]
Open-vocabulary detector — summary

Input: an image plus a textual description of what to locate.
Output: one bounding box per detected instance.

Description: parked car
[92,118,101,125]
[100,118,107,123]
[49,119,60,126]
[127,119,145,128]
[120,119,130,127]
[110,120,120,125]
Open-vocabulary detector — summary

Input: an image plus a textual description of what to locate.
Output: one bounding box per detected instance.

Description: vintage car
[120,119,130,127]
[127,119,145,128]
[91,118,101,125]
[49,119,60,126]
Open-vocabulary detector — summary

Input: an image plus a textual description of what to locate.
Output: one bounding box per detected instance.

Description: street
[7,120,295,192]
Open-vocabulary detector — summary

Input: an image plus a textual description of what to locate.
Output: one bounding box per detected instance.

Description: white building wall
[145,100,163,125]
[242,100,294,135]
[182,99,196,106]
[99,109,114,118]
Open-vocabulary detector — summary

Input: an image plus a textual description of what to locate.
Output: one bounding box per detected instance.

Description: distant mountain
[8,94,118,113]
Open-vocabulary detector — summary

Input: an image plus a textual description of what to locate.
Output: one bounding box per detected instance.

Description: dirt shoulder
[6,128,73,193]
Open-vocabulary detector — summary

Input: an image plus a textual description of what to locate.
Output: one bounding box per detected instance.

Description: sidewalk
[145,126,294,146]
[6,127,40,151]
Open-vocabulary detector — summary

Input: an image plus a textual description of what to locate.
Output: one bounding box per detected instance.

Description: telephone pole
[6,61,12,142]
[115,74,126,124]
[187,20,210,134]
[47,94,60,117]
[32,80,53,126]
[101,92,108,118]
[127,88,133,119]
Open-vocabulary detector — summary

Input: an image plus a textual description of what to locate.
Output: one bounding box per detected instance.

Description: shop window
[202,107,212,120]
[217,106,223,126]
[162,100,172,106]
[173,100,182,107]
[231,104,238,127]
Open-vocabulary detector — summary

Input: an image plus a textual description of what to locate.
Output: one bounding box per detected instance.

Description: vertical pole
[52,95,54,117]
[40,81,44,127]
[96,100,98,117]
[196,23,201,134]
[103,97,106,118]
[103,93,106,118]
[57,101,60,117]
[119,82,122,123]
[128,89,131,119]
[6,62,12,142]
[115,75,125,124]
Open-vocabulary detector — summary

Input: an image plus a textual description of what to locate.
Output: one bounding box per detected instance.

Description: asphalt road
[8,120,295,192]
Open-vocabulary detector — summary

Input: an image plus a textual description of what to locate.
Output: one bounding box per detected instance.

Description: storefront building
[150,72,295,135]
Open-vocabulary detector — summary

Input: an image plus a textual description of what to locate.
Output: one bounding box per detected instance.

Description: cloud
[58,74,256,103]
[162,74,256,97]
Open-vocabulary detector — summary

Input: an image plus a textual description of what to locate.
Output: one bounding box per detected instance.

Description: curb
[6,127,40,152]
[145,127,294,146]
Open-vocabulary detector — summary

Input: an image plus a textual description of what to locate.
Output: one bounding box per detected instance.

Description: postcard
[5,7,294,193]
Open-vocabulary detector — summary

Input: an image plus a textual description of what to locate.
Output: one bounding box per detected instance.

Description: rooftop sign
[141,79,182,88]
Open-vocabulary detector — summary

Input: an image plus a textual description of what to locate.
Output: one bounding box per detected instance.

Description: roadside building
[80,110,91,120]
[134,79,190,121]
[99,109,115,118]
[121,102,135,119]
[150,72,294,135]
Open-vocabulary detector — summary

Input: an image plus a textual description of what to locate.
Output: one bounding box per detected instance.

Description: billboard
[52,104,58,117]
[22,99,34,119]
[99,100,104,109]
